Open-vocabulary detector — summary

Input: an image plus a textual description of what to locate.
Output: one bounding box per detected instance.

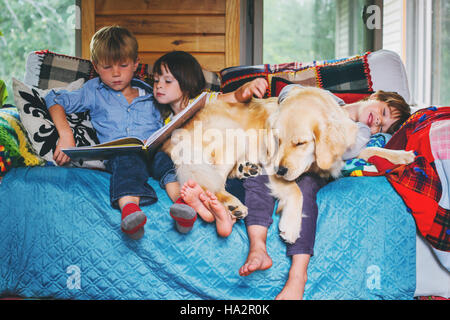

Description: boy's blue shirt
[44,77,164,143]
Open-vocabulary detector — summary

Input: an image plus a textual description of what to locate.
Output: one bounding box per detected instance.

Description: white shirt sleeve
[342,122,371,160]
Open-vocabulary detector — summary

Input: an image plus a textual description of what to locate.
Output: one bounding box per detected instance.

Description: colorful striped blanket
[0,107,44,176]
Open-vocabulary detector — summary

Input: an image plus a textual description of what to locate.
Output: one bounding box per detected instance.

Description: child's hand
[234,78,268,102]
[53,133,75,166]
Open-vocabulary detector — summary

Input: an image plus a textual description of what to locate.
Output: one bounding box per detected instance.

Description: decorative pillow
[12,78,104,169]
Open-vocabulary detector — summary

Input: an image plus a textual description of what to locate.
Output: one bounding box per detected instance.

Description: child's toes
[205,190,217,200]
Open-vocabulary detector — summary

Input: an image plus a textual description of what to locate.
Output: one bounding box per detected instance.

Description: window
[400,0,450,107]
[0,0,77,105]
[261,0,450,107]
[262,0,370,64]
[432,0,450,106]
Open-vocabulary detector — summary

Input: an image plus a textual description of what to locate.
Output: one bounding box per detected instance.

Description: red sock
[175,197,187,205]
[170,197,197,230]
[121,202,146,234]
[121,202,141,219]
[175,197,197,214]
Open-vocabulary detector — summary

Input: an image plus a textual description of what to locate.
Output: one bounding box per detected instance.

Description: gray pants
[243,173,327,256]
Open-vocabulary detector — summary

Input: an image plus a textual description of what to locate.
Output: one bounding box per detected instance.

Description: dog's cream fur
[163,86,415,243]
[163,96,279,219]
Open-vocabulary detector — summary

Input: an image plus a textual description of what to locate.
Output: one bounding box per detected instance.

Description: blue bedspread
[0,167,416,299]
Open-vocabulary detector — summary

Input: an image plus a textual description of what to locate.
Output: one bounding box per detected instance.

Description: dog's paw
[225,201,248,220]
[279,228,300,244]
[235,162,261,179]
[278,210,301,244]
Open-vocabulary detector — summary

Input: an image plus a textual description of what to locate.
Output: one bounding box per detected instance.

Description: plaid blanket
[34,50,96,89]
[317,54,373,93]
[360,107,450,251]
[29,50,220,91]
[220,52,373,97]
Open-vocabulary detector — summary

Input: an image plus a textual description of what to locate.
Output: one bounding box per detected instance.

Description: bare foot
[275,254,310,300]
[239,247,273,276]
[200,190,235,237]
[180,180,214,222]
[275,274,306,300]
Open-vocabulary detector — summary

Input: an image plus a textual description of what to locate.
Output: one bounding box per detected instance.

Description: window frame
[405,0,433,108]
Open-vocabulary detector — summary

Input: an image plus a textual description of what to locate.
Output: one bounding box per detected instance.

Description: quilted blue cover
[0,167,416,299]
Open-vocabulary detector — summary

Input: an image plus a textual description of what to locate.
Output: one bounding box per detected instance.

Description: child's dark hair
[152,51,206,119]
[365,90,411,134]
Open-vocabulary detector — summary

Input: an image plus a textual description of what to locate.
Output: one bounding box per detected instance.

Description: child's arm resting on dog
[219,78,268,103]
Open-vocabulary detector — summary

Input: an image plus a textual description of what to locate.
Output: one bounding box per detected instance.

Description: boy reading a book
[45,26,181,240]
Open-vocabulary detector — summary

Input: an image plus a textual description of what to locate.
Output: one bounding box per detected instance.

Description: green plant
[0,80,7,106]
[0,0,75,105]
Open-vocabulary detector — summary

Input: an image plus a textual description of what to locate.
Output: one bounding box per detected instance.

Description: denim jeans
[105,151,177,209]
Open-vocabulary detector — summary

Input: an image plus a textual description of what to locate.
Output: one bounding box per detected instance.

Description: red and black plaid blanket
[368,107,450,251]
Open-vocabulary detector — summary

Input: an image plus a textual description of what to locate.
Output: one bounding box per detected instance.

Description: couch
[0,49,448,300]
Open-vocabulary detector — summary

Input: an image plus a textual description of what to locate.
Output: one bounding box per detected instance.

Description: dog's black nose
[276,166,288,176]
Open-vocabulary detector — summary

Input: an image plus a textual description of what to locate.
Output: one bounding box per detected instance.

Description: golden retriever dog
[162,96,279,219]
[267,86,415,243]
[163,86,415,243]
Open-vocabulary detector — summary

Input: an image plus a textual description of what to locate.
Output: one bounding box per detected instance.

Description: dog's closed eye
[292,139,307,147]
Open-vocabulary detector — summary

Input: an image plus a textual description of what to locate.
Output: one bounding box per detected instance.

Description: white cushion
[367,49,411,103]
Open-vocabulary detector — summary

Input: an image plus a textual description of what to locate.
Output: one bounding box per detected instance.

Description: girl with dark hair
[152,51,268,233]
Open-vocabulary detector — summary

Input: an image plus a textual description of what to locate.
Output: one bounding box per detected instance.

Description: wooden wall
[80,0,240,72]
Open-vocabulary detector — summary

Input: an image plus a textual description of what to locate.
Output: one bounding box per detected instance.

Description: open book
[62,92,207,161]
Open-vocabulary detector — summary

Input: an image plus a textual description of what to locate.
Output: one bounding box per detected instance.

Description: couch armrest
[367,50,411,104]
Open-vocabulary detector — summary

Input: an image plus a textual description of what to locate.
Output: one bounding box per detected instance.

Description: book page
[144,91,207,148]
[90,137,144,148]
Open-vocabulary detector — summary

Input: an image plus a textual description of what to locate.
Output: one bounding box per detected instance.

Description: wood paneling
[95,0,225,15]
[139,52,225,71]
[137,34,224,52]
[81,0,240,72]
[96,15,225,35]
[225,0,240,68]
[81,0,95,60]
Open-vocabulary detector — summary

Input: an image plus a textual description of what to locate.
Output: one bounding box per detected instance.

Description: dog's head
[267,86,358,180]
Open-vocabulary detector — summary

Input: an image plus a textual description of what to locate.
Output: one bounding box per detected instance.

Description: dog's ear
[261,127,278,167]
[314,120,334,170]
[264,111,280,164]
[314,116,358,170]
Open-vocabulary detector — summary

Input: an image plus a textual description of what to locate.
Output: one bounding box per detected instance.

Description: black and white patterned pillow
[12,78,104,169]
